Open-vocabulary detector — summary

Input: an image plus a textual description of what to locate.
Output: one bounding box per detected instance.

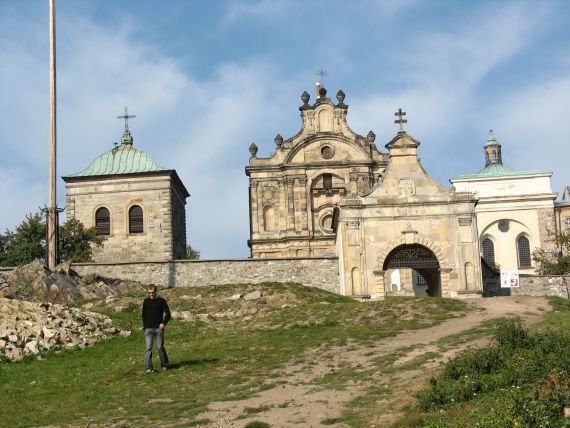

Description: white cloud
[488,77,570,195]
[223,0,287,24]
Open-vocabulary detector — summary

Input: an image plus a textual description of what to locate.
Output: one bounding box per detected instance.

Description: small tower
[484,129,503,166]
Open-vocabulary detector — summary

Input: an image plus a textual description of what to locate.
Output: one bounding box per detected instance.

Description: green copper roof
[457,164,548,179]
[66,129,165,177]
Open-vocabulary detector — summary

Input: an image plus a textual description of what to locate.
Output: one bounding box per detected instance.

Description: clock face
[263,189,274,201]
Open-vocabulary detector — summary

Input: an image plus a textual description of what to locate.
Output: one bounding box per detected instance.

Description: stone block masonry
[71,257,340,293]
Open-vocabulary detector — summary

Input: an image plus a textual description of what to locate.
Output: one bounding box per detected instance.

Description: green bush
[493,317,529,349]
[415,319,570,426]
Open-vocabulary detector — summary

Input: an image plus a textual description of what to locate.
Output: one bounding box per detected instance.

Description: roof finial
[117,106,136,131]
[394,108,407,132]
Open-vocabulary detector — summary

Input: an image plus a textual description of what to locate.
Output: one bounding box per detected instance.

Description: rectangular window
[323,174,332,189]
[566,217,570,229]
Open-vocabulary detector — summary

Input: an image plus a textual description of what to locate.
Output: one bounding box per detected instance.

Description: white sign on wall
[500,269,520,288]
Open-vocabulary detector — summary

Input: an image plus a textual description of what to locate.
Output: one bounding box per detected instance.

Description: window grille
[416,272,427,286]
[129,205,144,234]
[517,236,531,268]
[482,238,495,265]
[95,207,110,236]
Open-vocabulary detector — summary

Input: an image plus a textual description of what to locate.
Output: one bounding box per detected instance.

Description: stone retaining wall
[514,275,569,298]
[70,257,340,294]
[484,275,570,298]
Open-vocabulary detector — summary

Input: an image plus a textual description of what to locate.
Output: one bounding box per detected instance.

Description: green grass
[1,283,473,426]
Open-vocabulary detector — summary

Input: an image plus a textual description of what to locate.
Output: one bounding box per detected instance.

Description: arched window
[129,205,144,234]
[482,238,495,265]
[517,236,531,268]
[95,207,110,236]
[491,150,497,162]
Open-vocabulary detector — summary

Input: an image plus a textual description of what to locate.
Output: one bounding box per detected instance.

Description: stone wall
[484,274,570,298]
[70,257,340,293]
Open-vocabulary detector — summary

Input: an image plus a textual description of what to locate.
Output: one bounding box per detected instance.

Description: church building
[246,85,388,258]
[63,114,189,262]
[451,130,558,274]
[247,85,566,298]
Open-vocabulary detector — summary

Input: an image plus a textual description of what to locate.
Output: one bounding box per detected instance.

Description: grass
[0,283,482,427]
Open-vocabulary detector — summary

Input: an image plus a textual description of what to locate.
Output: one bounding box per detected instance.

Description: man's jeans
[144,328,169,370]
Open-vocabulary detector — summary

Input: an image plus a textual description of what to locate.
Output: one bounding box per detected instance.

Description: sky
[1,0,569,259]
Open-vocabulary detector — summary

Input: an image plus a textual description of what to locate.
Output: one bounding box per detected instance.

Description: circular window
[498,220,509,232]
[320,145,334,159]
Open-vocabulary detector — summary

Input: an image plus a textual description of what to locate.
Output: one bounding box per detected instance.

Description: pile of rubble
[0,261,136,362]
[0,260,143,304]
[0,299,131,361]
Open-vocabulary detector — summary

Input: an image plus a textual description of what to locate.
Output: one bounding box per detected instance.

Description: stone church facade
[63,127,189,262]
[334,123,482,298]
[245,87,388,258]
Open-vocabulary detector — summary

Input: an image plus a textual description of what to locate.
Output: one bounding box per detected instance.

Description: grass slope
[1,282,470,427]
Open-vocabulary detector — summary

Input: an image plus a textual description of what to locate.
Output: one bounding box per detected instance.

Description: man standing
[142,284,171,373]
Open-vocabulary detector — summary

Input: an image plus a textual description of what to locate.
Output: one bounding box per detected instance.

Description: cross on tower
[394,108,407,132]
[315,67,329,85]
[117,106,136,130]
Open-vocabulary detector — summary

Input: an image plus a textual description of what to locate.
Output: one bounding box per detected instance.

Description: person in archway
[142,284,171,373]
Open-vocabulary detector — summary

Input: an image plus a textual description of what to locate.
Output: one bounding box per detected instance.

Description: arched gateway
[383,244,441,297]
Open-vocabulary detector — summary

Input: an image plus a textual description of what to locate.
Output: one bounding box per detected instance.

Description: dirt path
[196,296,551,428]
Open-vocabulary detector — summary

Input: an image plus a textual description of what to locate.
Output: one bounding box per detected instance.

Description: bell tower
[484,129,503,166]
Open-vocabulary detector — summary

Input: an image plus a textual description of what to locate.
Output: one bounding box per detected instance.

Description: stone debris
[0,260,144,305]
[0,297,130,362]
[244,290,262,301]
[171,310,192,320]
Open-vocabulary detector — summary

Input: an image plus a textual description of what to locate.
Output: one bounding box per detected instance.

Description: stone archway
[382,244,441,297]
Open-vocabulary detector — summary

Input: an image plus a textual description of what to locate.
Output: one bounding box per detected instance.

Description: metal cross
[117,106,136,130]
[315,67,329,85]
[394,108,407,132]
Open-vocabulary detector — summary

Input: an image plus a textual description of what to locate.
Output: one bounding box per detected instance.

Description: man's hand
[159,323,165,330]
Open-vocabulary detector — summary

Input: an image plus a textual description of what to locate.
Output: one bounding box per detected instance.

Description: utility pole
[47,0,59,269]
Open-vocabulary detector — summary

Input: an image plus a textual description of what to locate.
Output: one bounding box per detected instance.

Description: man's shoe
[161,366,168,371]
[146,369,155,374]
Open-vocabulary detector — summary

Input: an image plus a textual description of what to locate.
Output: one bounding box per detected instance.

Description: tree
[0,213,105,267]
[59,218,105,263]
[0,213,45,267]
[533,231,570,275]
[186,244,200,260]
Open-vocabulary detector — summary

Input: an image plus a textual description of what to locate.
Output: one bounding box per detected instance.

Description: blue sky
[1,0,569,258]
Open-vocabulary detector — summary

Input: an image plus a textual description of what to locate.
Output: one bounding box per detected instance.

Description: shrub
[493,317,529,349]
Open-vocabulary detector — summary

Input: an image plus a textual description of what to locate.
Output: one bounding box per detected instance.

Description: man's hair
[148,284,157,292]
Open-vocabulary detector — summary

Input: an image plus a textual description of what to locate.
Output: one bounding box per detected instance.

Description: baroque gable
[246,86,388,258]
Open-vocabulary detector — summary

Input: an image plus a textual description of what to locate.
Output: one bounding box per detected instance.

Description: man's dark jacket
[142,297,171,329]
